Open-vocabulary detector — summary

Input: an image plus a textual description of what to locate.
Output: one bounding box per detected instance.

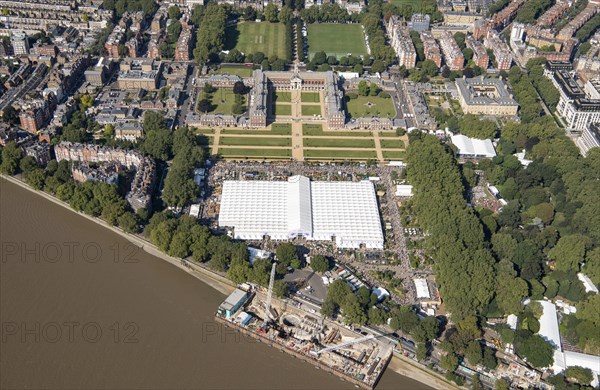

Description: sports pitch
[224,22,288,58]
[307,23,369,59]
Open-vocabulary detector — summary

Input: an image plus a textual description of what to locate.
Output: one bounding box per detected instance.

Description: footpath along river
[0,178,434,389]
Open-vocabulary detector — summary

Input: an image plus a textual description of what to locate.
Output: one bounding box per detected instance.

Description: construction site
[214,266,394,389]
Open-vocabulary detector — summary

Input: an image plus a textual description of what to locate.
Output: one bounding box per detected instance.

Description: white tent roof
[451,134,496,158]
[414,278,430,299]
[396,184,413,197]
[218,176,384,249]
[577,273,599,293]
[538,301,561,349]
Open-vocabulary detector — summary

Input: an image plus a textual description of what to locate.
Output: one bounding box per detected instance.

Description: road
[175,62,198,127]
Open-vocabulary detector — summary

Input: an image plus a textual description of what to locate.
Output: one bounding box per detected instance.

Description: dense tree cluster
[296,20,305,62]
[161,127,206,208]
[310,254,331,273]
[389,306,439,343]
[3,151,143,233]
[362,0,396,70]
[300,4,356,24]
[321,280,385,325]
[382,0,439,21]
[487,0,511,17]
[159,19,183,59]
[57,96,99,143]
[576,12,600,43]
[508,66,544,123]
[0,142,23,175]
[194,4,229,64]
[515,0,553,23]
[457,115,498,139]
[525,59,560,112]
[102,0,157,20]
[141,111,173,161]
[406,134,496,319]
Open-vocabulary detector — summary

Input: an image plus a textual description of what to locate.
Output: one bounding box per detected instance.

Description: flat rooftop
[455,76,519,106]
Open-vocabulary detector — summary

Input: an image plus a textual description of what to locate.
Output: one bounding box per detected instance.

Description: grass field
[201,89,244,115]
[272,103,292,116]
[379,138,405,149]
[224,22,288,58]
[379,131,402,137]
[222,126,292,136]
[304,149,377,159]
[219,137,291,147]
[301,105,322,116]
[301,92,320,103]
[302,124,372,137]
[303,138,375,148]
[210,65,254,78]
[274,91,292,103]
[218,148,292,158]
[194,128,214,134]
[346,96,397,118]
[307,23,368,59]
[388,0,436,12]
[272,123,292,133]
[382,150,406,160]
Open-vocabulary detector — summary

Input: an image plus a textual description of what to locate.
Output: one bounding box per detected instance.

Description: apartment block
[420,31,442,68]
[11,30,29,55]
[19,99,51,133]
[175,26,193,61]
[466,35,488,69]
[24,142,51,167]
[550,69,600,132]
[489,0,525,30]
[536,1,569,27]
[387,16,417,69]
[125,38,138,58]
[484,30,512,70]
[117,58,162,90]
[408,13,430,32]
[558,3,599,40]
[439,31,464,71]
[105,26,125,59]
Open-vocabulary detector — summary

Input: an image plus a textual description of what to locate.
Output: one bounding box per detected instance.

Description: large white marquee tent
[218,176,384,249]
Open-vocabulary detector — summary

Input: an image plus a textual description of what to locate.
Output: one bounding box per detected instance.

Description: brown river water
[0,179,433,389]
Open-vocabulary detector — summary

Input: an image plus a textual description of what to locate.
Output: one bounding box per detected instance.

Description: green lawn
[301,105,322,116]
[389,0,436,13]
[301,92,320,103]
[219,137,291,147]
[274,91,292,103]
[382,150,406,160]
[379,131,402,137]
[304,149,377,159]
[222,126,292,135]
[224,22,288,58]
[307,23,368,59]
[201,89,245,115]
[272,123,292,133]
[379,138,405,149]
[346,96,397,118]
[303,138,374,148]
[302,124,372,137]
[272,103,292,116]
[210,65,254,77]
[217,147,292,158]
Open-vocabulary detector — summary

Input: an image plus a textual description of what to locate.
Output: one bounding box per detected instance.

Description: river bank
[1,173,445,390]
